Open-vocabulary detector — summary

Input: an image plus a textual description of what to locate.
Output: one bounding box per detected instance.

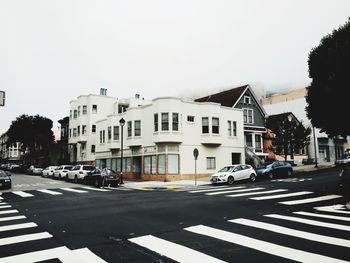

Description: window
[255,134,262,149]
[207,157,216,169]
[107,126,112,141]
[69,129,71,138]
[228,121,232,136]
[161,113,169,131]
[113,126,119,140]
[77,106,81,116]
[228,121,237,137]
[73,128,77,137]
[73,110,77,118]
[82,105,87,114]
[243,109,254,124]
[158,155,166,174]
[92,125,96,133]
[91,145,95,153]
[100,130,105,144]
[70,110,72,118]
[82,125,87,135]
[154,114,158,132]
[168,154,179,174]
[187,116,195,122]
[134,120,141,136]
[143,155,156,174]
[172,113,179,131]
[92,104,97,113]
[127,121,132,137]
[232,121,237,136]
[246,134,253,147]
[99,131,102,143]
[244,96,251,104]
[212,117,219,134]
[77,126,80,136]
[202,117,209,134]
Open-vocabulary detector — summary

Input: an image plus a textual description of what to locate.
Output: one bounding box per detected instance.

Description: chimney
[100,88,107,96]
[135,94,140,99]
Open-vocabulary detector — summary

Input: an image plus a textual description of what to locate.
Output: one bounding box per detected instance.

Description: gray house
[195,85,268,163]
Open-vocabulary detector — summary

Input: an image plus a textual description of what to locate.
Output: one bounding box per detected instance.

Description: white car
[53,165,74,180]
[210,164,257,185]
[67,165,95,183]
[42,166,58,178]
[335,156,350,167]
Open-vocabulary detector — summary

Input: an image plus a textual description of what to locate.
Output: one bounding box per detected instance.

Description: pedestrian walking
[101,166,108,188]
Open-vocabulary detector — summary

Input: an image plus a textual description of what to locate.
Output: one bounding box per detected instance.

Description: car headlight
[5,179,10,182]
[219,174,225,177]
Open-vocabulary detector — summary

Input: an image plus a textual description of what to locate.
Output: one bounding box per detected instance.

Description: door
[233,166,243,181]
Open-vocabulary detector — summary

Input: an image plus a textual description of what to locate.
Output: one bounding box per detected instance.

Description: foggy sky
[1,0,349,134]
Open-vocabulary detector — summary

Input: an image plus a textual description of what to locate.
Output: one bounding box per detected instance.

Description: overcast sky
[0,0,349,134]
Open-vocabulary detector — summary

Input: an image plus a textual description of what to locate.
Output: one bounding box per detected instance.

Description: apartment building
[0,133,21,163]
[95,97,245,181]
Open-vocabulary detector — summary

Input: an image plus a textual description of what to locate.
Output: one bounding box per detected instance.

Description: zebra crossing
[174,184,345,206]
[0,200,107,262]
[129,204,350,263]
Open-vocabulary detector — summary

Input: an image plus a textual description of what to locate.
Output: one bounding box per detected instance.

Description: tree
[6,114,54,165]
[306,18,350,137]
[266,113,311,161]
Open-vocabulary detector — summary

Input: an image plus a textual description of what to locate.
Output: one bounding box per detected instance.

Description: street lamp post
[119,118,125,184]
[312,125,318,168]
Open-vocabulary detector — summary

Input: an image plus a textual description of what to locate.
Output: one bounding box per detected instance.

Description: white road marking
[185,225,348,263]
[0,202,8,205]
[175,185,230,192]
[60,188,88,193]
[108,187,132,191]
[190,186,244,193]
[0,209,18,215]
[37,189,63,195]
[59,247,108,263]
[81,187,111,192]
[230,218,350,248]
[206,187,264,196]
[0,215,26,222]
[278,195,342,205]
[12,191,34,197]
[314,205,350,215]
[293,211,350,222]
[129,235,227,263]
[226,189,287,198]
[0,222,37,232]
[0,205,11,209]
[250,191,313,200]
[265,214,350,231]
[0,232,52,246]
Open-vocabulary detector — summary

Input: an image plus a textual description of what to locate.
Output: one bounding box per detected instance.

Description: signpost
[0,91,5,106]
[193,148,199,186]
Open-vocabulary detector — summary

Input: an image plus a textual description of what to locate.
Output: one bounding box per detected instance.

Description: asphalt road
[0,169,349,262]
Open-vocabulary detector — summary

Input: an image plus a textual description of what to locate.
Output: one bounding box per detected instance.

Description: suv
[67,165,95,183]
[53,165,74,180]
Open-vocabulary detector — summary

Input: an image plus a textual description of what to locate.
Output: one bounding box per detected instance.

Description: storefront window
[168,154,179,174]
[95,159,101,169]
[158,154,166,174]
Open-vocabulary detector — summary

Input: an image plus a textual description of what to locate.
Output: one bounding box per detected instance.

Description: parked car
[335,156,350,167]
[210,164,257,185]
[53,165,73,180]
[83,168,120,187]
[26,165,44,175]
[0,169,12,189]
[67,165,95,183]
[42,166,58,178]
[256,161,293,179]
[339,168,350,188]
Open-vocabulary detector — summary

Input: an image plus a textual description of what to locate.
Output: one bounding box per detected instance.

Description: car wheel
[94,179,100,188]
[74,175,78,184]
[268,172,274,179]
[250,174,256,182]
[227,176,234,185]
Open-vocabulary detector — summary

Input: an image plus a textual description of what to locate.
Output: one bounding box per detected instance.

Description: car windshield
[218,166,234,173]
[0,170,8,177]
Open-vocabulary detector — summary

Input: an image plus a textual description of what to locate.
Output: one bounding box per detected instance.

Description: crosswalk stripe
[60,188,88,193]
[129,235,226,263]
[190,186,244,193]
[314,205,350,215]
[0,202,8,205]
[278,195,342,205]
[293,211,350,222]
[175,185,229,192]
[60,247,108,263]
[12,191,34,197]
[0,232,52,246]
[0,205,11,209]
[226,189,287,198]
[229,218,350,248]
[206,187,264,196]
[81,187,111,192]
[250,191,313,200]
[0,222,37,232]
[265,214,350,232]
[0,215,26,222]
[0,210,18,215]
[185,225,348,263]
[37,189,62,195]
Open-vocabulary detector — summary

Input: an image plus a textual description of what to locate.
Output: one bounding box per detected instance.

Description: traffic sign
[193,148,199,160]
[0,91,4,106]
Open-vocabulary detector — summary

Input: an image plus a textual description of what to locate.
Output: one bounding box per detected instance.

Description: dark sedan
[83,168,120,188]
[256,161,293,179]
[0,170,12,189]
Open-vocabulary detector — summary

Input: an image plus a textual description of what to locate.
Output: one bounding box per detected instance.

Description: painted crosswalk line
[185,225,348,263]
[37,189,63,195]
[293,211,350,222]
[81,187,111,192]
[278,195,342,205]
[60,188,88,193]
[206,187,264,196]
[12,191,34,198]
[314,205,350,215]
[265,214,350,232]
[229,218,350,248]
[0,232,52,246]
[0,209,18,215]
[226,189,287,198]
[0,205,11,209]
[250,191,313,200]
[0,215,26,222]
[0,222,37,232]
[190,186,244,193]
[129,235,227,263]
[175,185,230,192]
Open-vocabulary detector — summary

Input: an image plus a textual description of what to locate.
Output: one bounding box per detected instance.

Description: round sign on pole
[193,148,199,160]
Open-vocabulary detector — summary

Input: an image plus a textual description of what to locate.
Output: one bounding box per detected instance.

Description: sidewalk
[293,162,334,174]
